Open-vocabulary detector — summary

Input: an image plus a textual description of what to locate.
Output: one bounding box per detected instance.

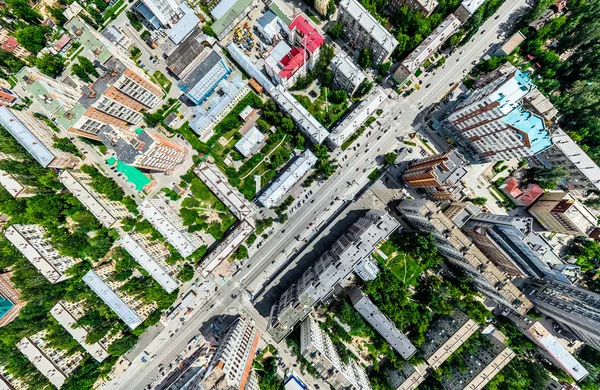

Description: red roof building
[289,15,324,54]
[54,34,72,52]
[500,177,544,207]
[1,36,19,52]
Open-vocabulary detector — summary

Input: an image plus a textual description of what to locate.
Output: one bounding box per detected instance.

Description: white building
[330,51,366,95]
[258,150,318,208]
[202,317,260,390]
[189,76,250,142]
[82,262,156,329]
[338,0,399,65]
[59,170,132,228]
[4,224,80,284]
[178,50,232,105]
[0,169,35,199]
[234,126,266,158]
[256,10,289,44]
[394,14,462,83]
[354,257,380,281]
[16,330,84,389]
[50,300,117,362]
[326,86,387,149]
[138,198,205,258]
[194,162,254,221]
[0,107,79,169]
[139,0,182,28]
[300,316,372,389]
[121,232,180,293]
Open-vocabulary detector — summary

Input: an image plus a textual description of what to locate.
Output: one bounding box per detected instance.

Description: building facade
[446,67,551,162]
[300,316,371,389]
[338,0,399,65]
[0,107,80,169]
[389,0,438,16]
[138,198,205,258]
[397,200,533,315]
[529,192,597,236]
[59,170,132,228]
[462,213,571,282]
[440,325,515,390]
[202,317,260,390]
[17,330,84,389]
[349,287,417,359]
[525,278,600,351]
[403,150,468,201]
[330,51,367,95]
[4,224,81,284]
[268,211,399,341]
[121,232,180,293]
[139,0,182,28]
[83,261,156,330]
[99,126,187,173]
[178,50,232,105]
[421,311,479,369]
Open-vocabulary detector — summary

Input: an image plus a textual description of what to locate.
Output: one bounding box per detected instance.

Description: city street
[105,0,531,387]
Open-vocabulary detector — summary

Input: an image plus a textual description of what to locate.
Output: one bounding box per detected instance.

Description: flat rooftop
[0,107,54,167]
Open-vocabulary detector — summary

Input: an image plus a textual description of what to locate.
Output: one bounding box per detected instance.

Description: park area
[293,87,349,129]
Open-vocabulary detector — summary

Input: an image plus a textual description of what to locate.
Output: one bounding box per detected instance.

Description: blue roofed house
[446,65,552,162]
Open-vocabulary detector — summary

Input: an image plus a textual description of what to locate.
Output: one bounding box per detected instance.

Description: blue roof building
[178,50,231,105]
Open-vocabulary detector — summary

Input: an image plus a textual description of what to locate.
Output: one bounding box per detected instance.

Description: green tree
[327,21,343,39]
[35,53,65,77]
[565,236,600,272]
[78,56,99,77]
[71,64,92,83]
[6,0,42,24]
[469,197,488,206]
[379,61,392,75]
[0,50,25,73]
[178,263,195,282]
[15,26,48,53]
[354,79,373,98]
[326,0,336,18]
[232,245,248,260]
[49,6,68,26]
[358,47,371,68]
[384,152,397,165]
[525,165,567,189]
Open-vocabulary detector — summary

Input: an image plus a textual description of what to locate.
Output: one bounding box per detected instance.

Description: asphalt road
[107,0,530,387]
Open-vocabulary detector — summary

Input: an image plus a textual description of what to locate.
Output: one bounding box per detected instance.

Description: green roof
[212,0,255,37]
[65,17,112,63]
[16,68,86,131]
[269,4,291,25]
[135,127,144,135]
[116,160,152,191]
[106,157,117,165]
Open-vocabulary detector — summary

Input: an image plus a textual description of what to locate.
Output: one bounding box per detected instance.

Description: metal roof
[339,0,398,52]
[168,4,200,44]
[211,0,255,37]
[82,270,144,329]
[0,107,54,167]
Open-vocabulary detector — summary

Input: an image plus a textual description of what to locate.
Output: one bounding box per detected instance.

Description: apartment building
[403,150,468,201]
[508,317,588,382]
[0,272,25,327]
[99,126,187,173]
[353,257,380,281]
[525,278,600,351]
[440,325,515,390]
[201,317,260,390]
[397,200,532,315]
[0,367,27,390]
[454,0,486,23]
[0,107,79,169]
[268,211,399,341]
[17,330,84,389]
[4,225,81,284]
[59,170,132,228]
[50,300,121,362]
[0,28,30,59]
[326,86,387,149]
[178,50,232,105]
[349,287,417,359]
[139,0,182,28]
[338,0,399,65]
[314,0,329,16]
[446,67,552,162]
[393,14,462,84]
[0,155,36,198]
[83,261,156,329]
[529,192,597,236]
[121,232,180,293]
[139,198,205,258]
[537,128,600,191]
[258,150,318,208]
[330,51,367,95]
[421,310,479,369]
[0,86,18,106]
[189,76,250,141]
[387,363,425,390]
[389,0,438,16]
[300,316,372,390]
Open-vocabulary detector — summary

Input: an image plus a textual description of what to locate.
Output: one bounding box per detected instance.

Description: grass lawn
[153,70,172,93]
[293,90,349,129]
[377,240,423,286]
